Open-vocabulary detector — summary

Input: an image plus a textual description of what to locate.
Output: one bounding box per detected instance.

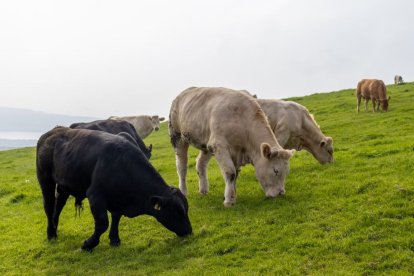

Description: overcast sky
[1,0,413,118]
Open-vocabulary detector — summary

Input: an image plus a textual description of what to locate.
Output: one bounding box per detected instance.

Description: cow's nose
[155,127,159,131]
[265,190,277,198]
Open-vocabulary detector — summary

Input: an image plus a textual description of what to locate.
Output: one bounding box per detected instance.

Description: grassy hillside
[1,83,413,275]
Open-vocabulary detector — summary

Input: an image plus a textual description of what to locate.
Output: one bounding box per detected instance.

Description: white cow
[257,99,334,164]
[394,75,403,85]
[169,87,295,207]
[109,115,165,139]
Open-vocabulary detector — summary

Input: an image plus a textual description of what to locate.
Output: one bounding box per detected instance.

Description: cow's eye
[274,169,279,175]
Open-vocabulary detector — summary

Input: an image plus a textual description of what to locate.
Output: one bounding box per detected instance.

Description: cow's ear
[159,117,165,121]
[261,143,272,159]
[150,196,165,211]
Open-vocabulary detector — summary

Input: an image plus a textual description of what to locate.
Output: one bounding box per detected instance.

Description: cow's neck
[140,120,153,138]
[134,167,170,215]
[247,122,281,165]
[298,114,324,150]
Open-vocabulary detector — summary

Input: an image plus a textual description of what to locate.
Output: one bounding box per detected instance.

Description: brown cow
[257,99,334,164]
[356,79,390,112]
[169,87,295,207]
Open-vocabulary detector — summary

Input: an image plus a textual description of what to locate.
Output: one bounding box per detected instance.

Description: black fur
[70,119,152,159]
[36,127,191,251]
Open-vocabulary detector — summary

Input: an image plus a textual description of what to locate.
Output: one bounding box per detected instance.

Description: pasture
[1,83,414,275]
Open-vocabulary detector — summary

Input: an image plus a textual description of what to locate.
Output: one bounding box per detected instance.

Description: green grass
[1,83,414,275]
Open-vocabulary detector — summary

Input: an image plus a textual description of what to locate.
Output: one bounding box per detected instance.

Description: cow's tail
[74,197,84,217]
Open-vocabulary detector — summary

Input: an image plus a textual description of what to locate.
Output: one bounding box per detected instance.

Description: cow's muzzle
[265,188,285,198]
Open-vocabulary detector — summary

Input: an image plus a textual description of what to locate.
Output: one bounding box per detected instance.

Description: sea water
[0,131,43,151]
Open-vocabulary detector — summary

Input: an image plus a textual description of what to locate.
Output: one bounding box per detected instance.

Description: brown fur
[356,79,390,112]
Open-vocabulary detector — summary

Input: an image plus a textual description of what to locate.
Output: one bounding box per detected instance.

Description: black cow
[70,119,152,160]
[36,126,192,251]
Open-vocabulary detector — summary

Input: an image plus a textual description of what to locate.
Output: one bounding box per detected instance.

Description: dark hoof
[81,246,93,252]
[47,232,57,240]
[81,243,94,252]
[110,239,121,247]
[81,238,98,252]
[47,226,57,240]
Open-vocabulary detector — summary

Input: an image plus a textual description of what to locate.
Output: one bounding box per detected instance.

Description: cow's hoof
[47,227,57,240]
[81,238,98,252]
[81,245,93,252]
[199,189,209,195]
[47,233,57,240]
[223,201,235,208]
[110,239,121,247]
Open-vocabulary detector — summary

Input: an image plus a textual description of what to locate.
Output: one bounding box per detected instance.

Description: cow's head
[151,115,166,131]
[380,97,390,112]
[255,143,295,198]
[150,187,192,237]
[306,136,334,164]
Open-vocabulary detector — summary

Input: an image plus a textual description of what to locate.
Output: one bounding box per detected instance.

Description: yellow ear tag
[154,203,161,211]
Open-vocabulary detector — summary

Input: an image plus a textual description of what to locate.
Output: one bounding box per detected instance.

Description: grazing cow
[356,79,390,112]
[109,115,165,139]
[70,119,152,160]
[394,75,404,85]
[257,99,334,164]
[36,127,192,251]
[169,87,295,207]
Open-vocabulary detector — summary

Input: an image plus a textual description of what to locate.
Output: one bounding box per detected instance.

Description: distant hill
[0,107,99,132]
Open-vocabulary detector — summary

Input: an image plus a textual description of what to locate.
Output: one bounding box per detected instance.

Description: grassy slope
[0,83,413,275]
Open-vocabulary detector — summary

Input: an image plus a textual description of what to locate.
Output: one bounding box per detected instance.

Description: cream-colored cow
[109,115,165,139]
[257,99,333,164]
[169,87,294,207]
[394,75,403,85]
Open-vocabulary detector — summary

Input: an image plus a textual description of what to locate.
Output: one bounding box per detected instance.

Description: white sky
[1,0,413,118]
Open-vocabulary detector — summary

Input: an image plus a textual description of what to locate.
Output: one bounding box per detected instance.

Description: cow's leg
[82,195,109,251]
[214,147,237,207]
[108,213,122,246]
[364,98,369,112]
[37,172,57,240]
[372,98,376,112]
[356,95,361,113]
[53,186,70,233]
[175,141,190,196]
[196,150,213,195]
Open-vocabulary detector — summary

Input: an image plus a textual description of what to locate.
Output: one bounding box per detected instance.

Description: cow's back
[258,99,305,131]
[38,128,147,194]
[70,119,151,159]
[357,79,373,98]
[357,79,387,99]
[169,87,267,147]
